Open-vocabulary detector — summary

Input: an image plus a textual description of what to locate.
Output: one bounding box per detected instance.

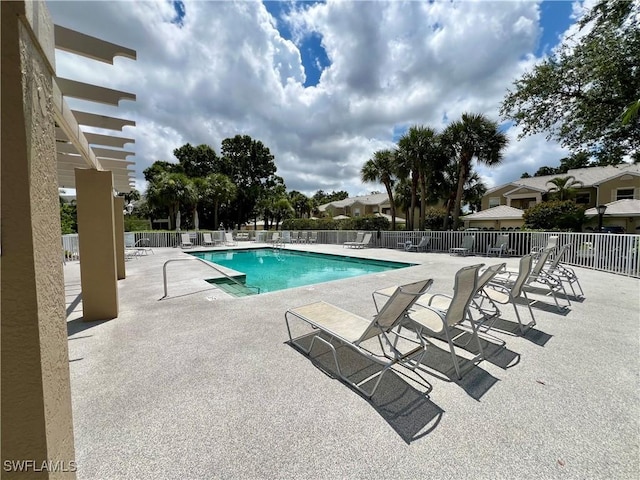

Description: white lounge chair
[495,247,570,312]
[285,279,433,397]
[308,232,317,244]
[449,235,475,256]
[404,264,485,379]
[542,244,584,299]
[478,254,537,335]
[202,232,216,247]
[406,236,431,252]
[343,232,364,248]
[349,233,372,249]
[487,234,509,257]
[180,233,193,249]
[374,264,495,379]
[224,232,238,246]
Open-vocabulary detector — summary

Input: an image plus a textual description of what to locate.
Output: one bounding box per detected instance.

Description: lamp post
[596,204,607,232]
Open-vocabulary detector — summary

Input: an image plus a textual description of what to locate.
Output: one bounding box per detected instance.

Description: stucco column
[75,169,119,320]
[1,1,77,477]
[113,196,126,280]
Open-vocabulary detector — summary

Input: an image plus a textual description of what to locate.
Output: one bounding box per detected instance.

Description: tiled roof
[319,192,390,210]
[486,163,640,195]
[584,199,640,217]
[464,205,524,220]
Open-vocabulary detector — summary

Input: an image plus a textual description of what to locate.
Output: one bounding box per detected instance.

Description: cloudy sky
[48,0,589,197]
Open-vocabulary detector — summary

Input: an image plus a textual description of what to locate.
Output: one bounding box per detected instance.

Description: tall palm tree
[146,172,194,230]
[546,175,584,201]
[361,149,397,230]
[442,113,508,229]
[396,126,444,230]
[205,173,237,228]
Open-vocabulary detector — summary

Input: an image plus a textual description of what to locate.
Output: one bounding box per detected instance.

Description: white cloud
[48,0,576,198]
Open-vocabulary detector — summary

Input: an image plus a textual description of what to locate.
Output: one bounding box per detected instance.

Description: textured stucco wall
[75,169,118,320]
[1,2,76,477]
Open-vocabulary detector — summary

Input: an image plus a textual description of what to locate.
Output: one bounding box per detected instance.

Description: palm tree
[546,175,584,201]
[442,113,508,229]
[205,173,237,228]
[361,149,397,230]
[145,172,194,230]
[396,126,444,230]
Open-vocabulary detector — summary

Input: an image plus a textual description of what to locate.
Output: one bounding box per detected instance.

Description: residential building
[318,192,402,219]
[474,164,640,231]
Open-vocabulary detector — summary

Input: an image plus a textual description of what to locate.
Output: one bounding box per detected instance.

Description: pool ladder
[161,257,260,299]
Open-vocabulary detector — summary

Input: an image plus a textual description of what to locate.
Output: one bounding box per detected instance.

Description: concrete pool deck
[65,243,639,479]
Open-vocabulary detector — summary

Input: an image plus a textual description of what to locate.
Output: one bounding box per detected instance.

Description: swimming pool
[190,248,415,296]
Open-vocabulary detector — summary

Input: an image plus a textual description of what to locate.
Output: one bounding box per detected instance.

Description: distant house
[463,205,524,230]
[318,193,407,222]
[479,164,640,230]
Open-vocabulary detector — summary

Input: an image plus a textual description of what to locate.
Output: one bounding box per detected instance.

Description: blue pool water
[190,248,414,295]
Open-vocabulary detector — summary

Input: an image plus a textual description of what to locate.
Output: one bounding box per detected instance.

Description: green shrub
[523,201,585,231]
[424,207,447,230]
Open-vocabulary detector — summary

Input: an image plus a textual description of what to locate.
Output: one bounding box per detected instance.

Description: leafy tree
[423,206,447,231]
[557,152,592,173]
[534,166,559,177]
[546,176,584,201]
[143,160,183,183]
[173,143,219,178]
[361,149,398,230]
[312,190,349,205]
[59,197,77,234]
[204,173,237,229]
[501,0,640,163]
[145,172,194,229]
[523,200,586,231]
[288,190,312,218]
[442,113,508,229]
[521,172,532,178]
[220,135,278,229]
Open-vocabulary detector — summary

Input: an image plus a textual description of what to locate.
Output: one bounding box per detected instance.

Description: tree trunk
[452,160,469,229]
[419,173,427,231]
[410,170,419,230]
[213,200,219,229]
[383,181,396,231]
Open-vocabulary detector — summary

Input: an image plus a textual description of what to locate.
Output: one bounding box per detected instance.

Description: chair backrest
[300,231,309,241]
[510,254,534,298]
[477,263,506,292]
[124,233,135,248]
[181,233,191,244]
[444,264,483,327]
[225,232,234,242]
[272,232,280,241]
[462,235,475,250]
[359,278,433,342]
[530,247,554,277]
[353,232,364,243]
[418,236,431,247]
[547,244,570,270]
[361,233,372,245]
[495,234,509,249]
[203,232,213,243]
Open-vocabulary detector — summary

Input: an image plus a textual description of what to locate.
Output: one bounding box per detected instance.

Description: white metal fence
[62,230,640,278]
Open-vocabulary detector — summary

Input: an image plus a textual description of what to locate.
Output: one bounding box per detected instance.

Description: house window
[616,188,635,200]
[575,192,590,204]
[488,197,500,208]
[354,208,361,217]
